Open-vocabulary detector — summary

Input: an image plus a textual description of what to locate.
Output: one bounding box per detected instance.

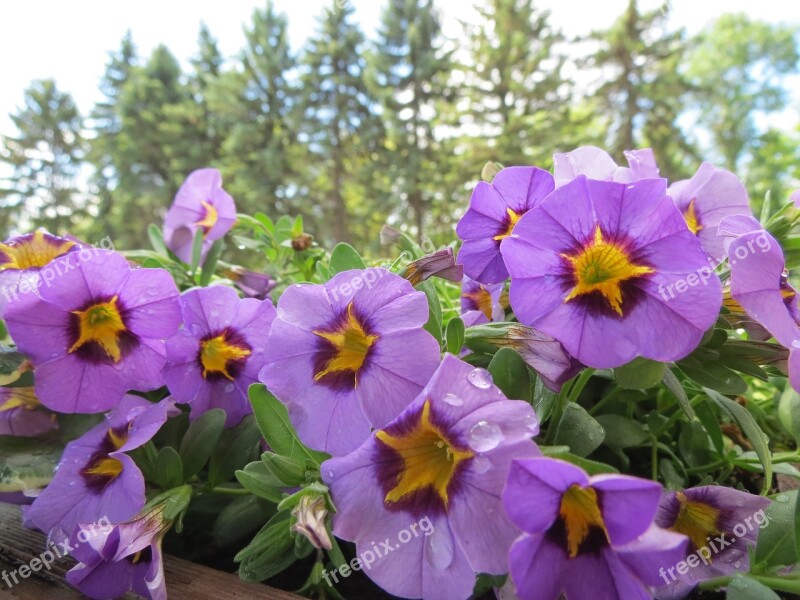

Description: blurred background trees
[1,0,798,250]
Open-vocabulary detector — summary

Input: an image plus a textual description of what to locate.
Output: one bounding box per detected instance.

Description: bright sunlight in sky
[1,0,799,133]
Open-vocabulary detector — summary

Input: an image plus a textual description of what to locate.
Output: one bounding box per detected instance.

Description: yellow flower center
[464,287,494,320]
[199,332,252,380]
[684,200,703,235]
[493,208,523,241]
[195,200,219,235]
[670,491,722,554]
[562,226,654,316]
[313,303,379,385]
[376,400,474,509]
[559,484,609,558]
[82,427,130,486]
[0,230,75,272]
[0,389,40,412]
[69,296,128,363]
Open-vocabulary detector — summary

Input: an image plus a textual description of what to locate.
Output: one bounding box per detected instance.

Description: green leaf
[662,368,695,419]
[778,387,800,445]
[614,357,666,390]
[726,575,781,600]
[199,239,224,286]
[695,401,724,455]
[213,495,271,548]
[417,280,442,343]
[0,437,62,492]
[262,453,306,487]
[190,228,205,272]
[235,461,285,503]
[208,415,262,487]
[329,243,366,274]
[153,446,184,490]
[291,215,304,238]
[553,403,605,457]
[754,490,800,569]
[179,408,226,480]
[595,415,648,448]
[488,348,532,401]
[445,317,465,355]
[249,385,329,465]
[706,389,772,495]
[677,361,747,395]
[236,510,296,582]
[543,451,619,474]
[147,224,170,257]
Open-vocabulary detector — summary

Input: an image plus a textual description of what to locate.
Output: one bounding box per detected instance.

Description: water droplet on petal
[524,413,538,434]
[467,368,493,389]
[326,470,334,479]
[443,393,464,407]
[733,560,742,569]
[472,455,491,473]
[793,340,800,349]
[224,383,235,393]
[468,421,504,452]
[425,525,454,570]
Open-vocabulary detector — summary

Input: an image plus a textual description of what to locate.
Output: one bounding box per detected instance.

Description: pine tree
[587,0,695,179]
[460,0,572,168]
[211,2,299,216]
[297,1,384,243]
[0,79,86,234]
[368,0,453,240]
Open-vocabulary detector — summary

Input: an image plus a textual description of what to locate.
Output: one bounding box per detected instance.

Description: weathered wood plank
[0,503,299,599]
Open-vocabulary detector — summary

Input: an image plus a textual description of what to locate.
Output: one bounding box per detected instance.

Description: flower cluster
[1,152,795,600]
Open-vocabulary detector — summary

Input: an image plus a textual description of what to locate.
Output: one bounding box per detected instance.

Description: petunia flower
[66,495,179,600]
[322,354,540,600]
[402,248,463,286]
[221,266,277,300]
[718,216,800,391]
[668,163,752,262]
[503,457,688,600]
[0,387,58,437]
[163,168,236,264]
[553,146,659,187]
[260,268,441,455]
[653,486,771,599]
[5,251,181,413]
[501,176,722,369]
[26,395,175,544]
[460,276,504,327]
[164,286,276,427]
[0,230,80,317]
[456,167,554,284]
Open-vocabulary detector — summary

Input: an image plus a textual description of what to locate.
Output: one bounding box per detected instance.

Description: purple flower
[668,163,752,262]
[503,457,687,600]
[654,486,771,599]
[26,395,174,544]
[5,251,181,413]
[0,230,80,317]
[260,268,441,455]
[322,354,540,600]
[460,276,504,326]
[501,176,722,368]
[0,387,58,437]
[718,217,800,391]
[164,286,276,427]
[221,266,277,300]
[67,501,173,600]
[163,168,236,263]
[403,248,463,286]
[553,146,659,187]
[456,167,555,284]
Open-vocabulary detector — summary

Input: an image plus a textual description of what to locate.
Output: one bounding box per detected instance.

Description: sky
[1,0,799,134]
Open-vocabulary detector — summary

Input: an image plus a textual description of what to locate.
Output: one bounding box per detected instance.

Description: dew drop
[523,413,538,434]
[425,526,454,570]
[793,340,800,349]
[468,421,504,452]
[777,493,789,503]
[326,470,334,479]
[733,560,742,569]
[443,393,464,407]
[467,368,493,389]
[472,455,491,473]
[224,383,235,393]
